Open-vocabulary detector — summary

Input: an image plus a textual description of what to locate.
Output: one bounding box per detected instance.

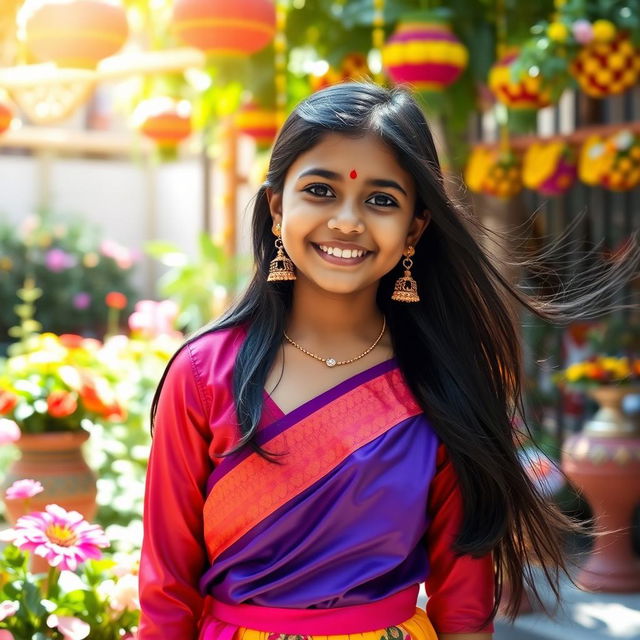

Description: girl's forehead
[286,132,409,181]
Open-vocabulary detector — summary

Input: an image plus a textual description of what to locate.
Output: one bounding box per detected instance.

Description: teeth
[318,245,365,259]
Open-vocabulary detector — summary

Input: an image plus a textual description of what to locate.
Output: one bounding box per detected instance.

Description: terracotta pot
[1,429,97,524]
[562,385,640,592]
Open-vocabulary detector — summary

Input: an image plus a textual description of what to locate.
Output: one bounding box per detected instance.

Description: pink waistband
[201,584,419,636]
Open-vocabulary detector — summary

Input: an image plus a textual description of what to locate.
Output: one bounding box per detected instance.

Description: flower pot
[1,429,97,524]
[562,385,640,592]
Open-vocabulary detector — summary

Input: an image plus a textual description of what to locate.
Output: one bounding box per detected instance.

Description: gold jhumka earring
[267,223,296,282]
[391,245,420,303]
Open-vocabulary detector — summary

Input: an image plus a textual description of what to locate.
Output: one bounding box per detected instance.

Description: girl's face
[267,133,429,297]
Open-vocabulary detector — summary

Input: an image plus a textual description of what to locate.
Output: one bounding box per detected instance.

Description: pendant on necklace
[326,358,337,367]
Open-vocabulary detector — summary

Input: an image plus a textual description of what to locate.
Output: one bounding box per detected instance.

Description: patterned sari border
[203,366,422,563]
[207,357,399,490]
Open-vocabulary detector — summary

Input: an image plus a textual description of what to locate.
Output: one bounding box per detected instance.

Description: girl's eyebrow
[297,167,408,196]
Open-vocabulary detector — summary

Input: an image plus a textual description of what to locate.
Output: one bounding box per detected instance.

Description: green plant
[146,232,249,334]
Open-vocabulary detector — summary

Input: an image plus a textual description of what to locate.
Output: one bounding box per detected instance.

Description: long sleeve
[424,443,495,634]
[138,343,213,639]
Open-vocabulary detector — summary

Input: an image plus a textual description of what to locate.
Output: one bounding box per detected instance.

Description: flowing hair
[150,82,640,625]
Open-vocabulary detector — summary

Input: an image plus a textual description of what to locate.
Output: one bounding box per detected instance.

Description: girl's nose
[328,203,365,234]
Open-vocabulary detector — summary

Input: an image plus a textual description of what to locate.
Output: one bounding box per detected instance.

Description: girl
[138,82,637,640]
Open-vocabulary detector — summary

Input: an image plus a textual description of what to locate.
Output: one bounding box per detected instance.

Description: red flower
[79,384,108,415]
[59,334,85,349]
[105,292,127,310]
[47,390,78,418]
[0,389,18,415]
[102,402,127,422]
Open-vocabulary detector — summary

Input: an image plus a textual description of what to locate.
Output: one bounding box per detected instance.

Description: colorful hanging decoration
[488,50,552,110]
[172,0,276,56]
[579,130,640,191]
[134,97,192,148]
[0,100,14,135]
[523,141,577,196]
[465,147,522,199]
[382,14,468,91]
[517,8,640,102]
[274,0,287,125]
[372,0,385,84]
[310,53,371,92]
[235,101,279,150]
[24,0,129,69]
[570,31,639,98]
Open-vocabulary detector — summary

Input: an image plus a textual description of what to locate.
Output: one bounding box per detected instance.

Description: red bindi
[349,169,358,179]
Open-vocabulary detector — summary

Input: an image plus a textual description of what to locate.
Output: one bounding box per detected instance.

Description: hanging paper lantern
[578,135,614,186]
[235,102,279,150]
[488,50,552,109]
[172,0,276,56]
[601,130,640,191]
[523,141,577,196]
[24,0,129,69]
[579,130,640,191]
[465,147,522,199]
[382,16,468,91]
[570,32,639,98]
[0,101,14,135]
[134,98,192,148]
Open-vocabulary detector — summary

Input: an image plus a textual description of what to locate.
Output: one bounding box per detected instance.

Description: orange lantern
[488,50,552,109]
[24,0,129,69]
[382,16,468,91]
[135,98,192,148]
[172,0,276,56]
[0,101,13,135]
[235,102,279,150]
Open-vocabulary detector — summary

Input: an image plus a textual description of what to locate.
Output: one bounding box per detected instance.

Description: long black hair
[151,82,640,624]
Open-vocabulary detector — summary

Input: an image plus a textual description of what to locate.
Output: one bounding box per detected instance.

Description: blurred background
[0,1,639,639]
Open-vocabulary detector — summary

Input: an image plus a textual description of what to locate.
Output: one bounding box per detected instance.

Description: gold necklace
[283,316,387,368]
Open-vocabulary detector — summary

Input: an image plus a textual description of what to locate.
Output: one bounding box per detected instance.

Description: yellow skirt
[233,607,438,640]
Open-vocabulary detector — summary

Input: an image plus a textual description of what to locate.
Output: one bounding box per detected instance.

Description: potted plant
[556,318,640,592]
[0,280,126,526]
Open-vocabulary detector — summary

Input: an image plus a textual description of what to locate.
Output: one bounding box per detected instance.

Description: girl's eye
[366,193,398,208]
[304,184,335,198]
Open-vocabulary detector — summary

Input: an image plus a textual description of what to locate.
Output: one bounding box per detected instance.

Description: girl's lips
[311,243,370,266]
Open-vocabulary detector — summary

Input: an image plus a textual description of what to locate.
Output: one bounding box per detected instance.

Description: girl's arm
[424,444,495,637]
[138,345,213,639]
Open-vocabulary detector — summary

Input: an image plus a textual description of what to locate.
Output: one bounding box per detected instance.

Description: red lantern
[382,16,468,91]
[135,98,192,148]
[172,0,276,56]
[0,101,13,135]
[235,102,279,149]
[24,0,129,69]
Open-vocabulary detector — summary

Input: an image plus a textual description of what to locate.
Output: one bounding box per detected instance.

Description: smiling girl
[138,83,637,640]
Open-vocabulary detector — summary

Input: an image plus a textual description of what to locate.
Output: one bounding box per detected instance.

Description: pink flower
[45,248,76,272]
[0,631,15,640]
[72,292,91,310]
[46,614,90,640]
[128,299,180,338]
[100,239,136,270]
[572,19,594,45]
[0,600,19,621]
[5,479,44,500]
[0,418,20,445]
[12,504,109,571]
